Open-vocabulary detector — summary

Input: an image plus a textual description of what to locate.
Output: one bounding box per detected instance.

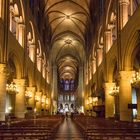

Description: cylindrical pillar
[104,82,115,118]
[119,71,133,121]
[89,61,92,80]
[0,0,2,18]
[51,65,58,114]
[119,0,130,29]
[97,48,103,66]
[27,87,36,112]
[29,44,36,63]
[46,70,48,83]
[35,92,42,114]
[137,88,140,120]
[37,57,42,72]
[92,58,96,74]
[41,95,46,115]
[9,11,13,32]
[78,66,84,112]
[15,18,19,41]
[14,79,26,118]
[105,30,112,53]
[18,23,25,47]
[0,64,7,121]
[130,0,134,16]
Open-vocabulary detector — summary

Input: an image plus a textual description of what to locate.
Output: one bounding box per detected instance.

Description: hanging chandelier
[109,85,119,96]
[6,82,19,94]
[35,95,40,102]
[130,71,140,85]
[25,90,33,98]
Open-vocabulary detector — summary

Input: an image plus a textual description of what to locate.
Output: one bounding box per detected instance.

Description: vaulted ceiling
[45,0,90,81]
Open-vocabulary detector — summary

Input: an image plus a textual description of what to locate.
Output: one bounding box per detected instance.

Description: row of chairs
[73,115,140,140]
[0,115,64,140]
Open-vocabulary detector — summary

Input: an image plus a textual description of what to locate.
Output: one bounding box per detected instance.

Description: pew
[0,115,64,140]
[73,115,140,140]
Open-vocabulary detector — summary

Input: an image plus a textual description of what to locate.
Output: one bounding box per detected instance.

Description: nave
[54,117,84,140]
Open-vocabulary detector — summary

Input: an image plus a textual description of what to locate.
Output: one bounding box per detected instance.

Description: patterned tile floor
[53,118,84,140]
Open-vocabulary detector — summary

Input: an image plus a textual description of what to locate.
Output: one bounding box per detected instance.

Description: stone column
[51,65,57,114]
[27,87,36,112]
[37,57,42,72]
[9,10,13,32]
[29,44,36,63]
[46,97,50,114]
[46,70,48,83]
[14,79,26,118]
[35,92,42,114]
[90,59,93,77]
[6,93,12,113]
[89,61,92,80]
[119,71,133,121]
[0,64,7,121]
[18,23,25,47]
[119,0,130,29]
[105,30,112,53]
[97,48,103,66]
[78,66,84,111]
[87,61,90,84]
[129,0,134,16]
[42,65,46,79]
[41,95,46,115]
[104,82,115,118]
[0,0,2,18]
[137,88,140,120]
[42,99,46,110]
[15,18,19,40]
[92,58,96,74]
[85,67,88,85]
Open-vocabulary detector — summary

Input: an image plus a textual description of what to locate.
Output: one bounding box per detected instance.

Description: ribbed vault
[45,0,90,81]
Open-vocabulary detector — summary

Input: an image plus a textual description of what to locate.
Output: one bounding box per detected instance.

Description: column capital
[42,95,46,99]
[13,79,26,86]
[97,48,102,51]
[108,24,115,30]
[36,91,42,96]
[105,30,111,35]
[119,0,129,5]
[119,71,134,81]
[30,44,36,48]
[104,82,116,93]
[92,57,96,61]
[37,56,42,60]
[104,82,115,88]
[26,86,36,92]
[18,23,25,28]
[0,64,7,75]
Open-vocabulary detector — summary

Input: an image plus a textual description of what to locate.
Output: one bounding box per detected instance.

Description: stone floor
[53,117,84,140]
